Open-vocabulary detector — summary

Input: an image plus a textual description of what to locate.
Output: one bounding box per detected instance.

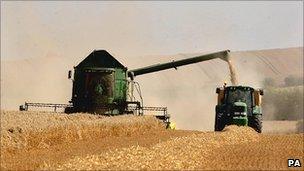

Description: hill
[1,47,303,130]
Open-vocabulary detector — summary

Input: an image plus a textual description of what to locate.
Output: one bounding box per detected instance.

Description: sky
[1,1,303,60]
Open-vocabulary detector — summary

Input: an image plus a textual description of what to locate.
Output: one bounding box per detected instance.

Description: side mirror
[19,105,25,111]
[68,70,72,79]
[216,88,220,94]
[260,89,264,96]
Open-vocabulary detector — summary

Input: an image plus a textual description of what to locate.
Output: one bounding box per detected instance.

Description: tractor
[215,85,264,133]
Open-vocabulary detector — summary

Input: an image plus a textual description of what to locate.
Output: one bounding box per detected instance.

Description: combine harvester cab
[215,86,264,133]
[65,50,129,115]
[65,50,172,126]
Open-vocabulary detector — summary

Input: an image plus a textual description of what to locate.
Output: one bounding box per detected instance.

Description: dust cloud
[134,47,303,131]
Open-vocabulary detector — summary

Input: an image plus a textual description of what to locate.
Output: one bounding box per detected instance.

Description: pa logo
[288,159,301,167]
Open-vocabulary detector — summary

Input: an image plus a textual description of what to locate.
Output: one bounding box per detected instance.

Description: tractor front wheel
[64,107,74,114]
[249,115,262,133]
[215,113,226,131]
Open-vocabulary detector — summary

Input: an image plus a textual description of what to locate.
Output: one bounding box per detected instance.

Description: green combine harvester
[62,50,230,125]
[20,50,229,125]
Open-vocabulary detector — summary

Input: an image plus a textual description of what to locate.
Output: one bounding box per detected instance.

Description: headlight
[234,112,247,116]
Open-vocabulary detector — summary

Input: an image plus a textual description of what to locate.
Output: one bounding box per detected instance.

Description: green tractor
[215,86,264,133]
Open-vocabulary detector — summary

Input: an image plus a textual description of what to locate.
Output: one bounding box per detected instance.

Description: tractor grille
[233,106,246,112]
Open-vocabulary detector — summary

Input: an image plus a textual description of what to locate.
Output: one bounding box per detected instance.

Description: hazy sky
[1,1,303,60]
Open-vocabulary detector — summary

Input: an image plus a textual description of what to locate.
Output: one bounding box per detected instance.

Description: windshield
[226,89,253,107]
[84,71,114,104]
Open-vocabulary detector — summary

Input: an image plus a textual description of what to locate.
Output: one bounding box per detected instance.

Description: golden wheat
[1,110,164,151]
[1,111,303,170]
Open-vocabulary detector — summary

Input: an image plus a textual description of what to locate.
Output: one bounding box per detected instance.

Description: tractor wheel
[249,115,262,133]
[64,107,74,114]
[214,113,226,131]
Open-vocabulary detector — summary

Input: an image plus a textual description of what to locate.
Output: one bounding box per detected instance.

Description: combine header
[20,50,230,125]
[20,103,72,112]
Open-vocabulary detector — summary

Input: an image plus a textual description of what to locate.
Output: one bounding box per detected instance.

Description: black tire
[64,107,74,114]
[215,108,226,131]
[248,115,262,133]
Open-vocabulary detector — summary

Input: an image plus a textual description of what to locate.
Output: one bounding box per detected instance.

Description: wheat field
[1,111,303,170]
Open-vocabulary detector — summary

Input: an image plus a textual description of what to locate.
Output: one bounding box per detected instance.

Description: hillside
[1,47,303,130]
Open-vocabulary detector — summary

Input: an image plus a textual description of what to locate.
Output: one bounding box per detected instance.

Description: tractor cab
[215,86,263,133]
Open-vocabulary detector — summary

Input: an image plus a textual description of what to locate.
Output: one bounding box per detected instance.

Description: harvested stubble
[1,110,164,151]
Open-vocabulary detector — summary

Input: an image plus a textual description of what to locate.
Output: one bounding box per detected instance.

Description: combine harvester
[20,49,263,132]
